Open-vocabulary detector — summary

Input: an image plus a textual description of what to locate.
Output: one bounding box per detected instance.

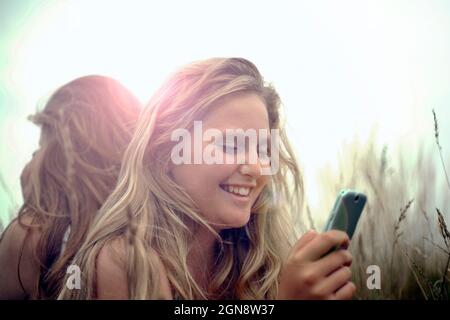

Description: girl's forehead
[202,93,269,130]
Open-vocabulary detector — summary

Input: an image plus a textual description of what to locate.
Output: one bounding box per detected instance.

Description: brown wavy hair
[17,75,141,298]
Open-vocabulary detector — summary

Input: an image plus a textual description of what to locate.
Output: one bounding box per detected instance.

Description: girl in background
[59,58,354,300]
[0,75,142,299]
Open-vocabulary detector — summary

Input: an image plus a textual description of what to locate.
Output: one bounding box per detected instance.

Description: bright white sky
[1,0,449,225]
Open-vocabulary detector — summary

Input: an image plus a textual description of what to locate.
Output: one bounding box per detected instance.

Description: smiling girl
[59,58,355,300]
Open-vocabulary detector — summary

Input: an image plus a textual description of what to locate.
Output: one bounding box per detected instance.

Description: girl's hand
[277,230,356,300]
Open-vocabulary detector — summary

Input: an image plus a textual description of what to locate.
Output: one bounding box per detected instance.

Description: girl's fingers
[300,230,350,262]
[332,281,356,300]
[314,249,352,277]
[292,230,318,252]
[315,266,352,296]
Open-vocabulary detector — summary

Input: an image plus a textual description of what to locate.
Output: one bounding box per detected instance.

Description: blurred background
[1,0,449,298]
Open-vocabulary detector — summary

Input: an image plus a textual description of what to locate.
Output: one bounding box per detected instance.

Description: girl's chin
[218,210,251,229]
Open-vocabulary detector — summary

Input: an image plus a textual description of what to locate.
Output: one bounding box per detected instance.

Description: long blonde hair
[59,58,304,299]
[16,75,141,298]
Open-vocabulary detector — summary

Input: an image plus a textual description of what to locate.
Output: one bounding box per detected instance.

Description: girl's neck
[186,227,219,297]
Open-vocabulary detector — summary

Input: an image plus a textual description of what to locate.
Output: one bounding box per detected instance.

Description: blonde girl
[59,58,355,300]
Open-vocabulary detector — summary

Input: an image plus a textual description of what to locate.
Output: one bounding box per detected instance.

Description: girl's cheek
[258,175,270,189]
[213,163,239,179]
[20,164,30,190]
[255,176,270,198]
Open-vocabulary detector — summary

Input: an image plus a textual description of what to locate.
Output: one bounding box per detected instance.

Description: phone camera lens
[354,195,359,202]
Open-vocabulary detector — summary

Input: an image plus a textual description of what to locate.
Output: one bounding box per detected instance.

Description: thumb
[292,230,318,252]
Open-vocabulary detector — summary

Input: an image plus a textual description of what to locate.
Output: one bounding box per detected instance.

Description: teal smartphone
[323,189,367,239]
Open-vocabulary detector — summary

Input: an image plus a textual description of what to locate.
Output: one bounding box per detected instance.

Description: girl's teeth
[223,185,250,196]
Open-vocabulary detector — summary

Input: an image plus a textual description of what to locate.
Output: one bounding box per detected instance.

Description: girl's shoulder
[95,237,129,299]
[96,236,173,300]
[0,213,41,299]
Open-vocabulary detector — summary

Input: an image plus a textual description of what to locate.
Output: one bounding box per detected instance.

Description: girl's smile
[219,183,255,205]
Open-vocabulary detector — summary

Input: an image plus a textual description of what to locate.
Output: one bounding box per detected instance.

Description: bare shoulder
[0,214,41,299]
[95,237,129,299]
[96,236,173,300]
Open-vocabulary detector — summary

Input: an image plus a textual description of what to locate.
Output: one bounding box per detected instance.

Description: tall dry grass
[313,111,450,299]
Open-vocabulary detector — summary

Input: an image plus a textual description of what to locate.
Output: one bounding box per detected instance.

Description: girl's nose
[238,149,262,177]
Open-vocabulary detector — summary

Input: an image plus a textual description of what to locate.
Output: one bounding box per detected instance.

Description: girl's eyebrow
[203,130,272,146]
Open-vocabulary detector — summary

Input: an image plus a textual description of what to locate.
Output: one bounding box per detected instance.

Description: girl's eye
[258,144,271,157]
[218,144,272,157]
[222,144,238,154]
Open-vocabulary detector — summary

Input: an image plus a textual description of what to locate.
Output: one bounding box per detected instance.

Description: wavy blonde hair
[59,58,305,300]
[16,75,141,299]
